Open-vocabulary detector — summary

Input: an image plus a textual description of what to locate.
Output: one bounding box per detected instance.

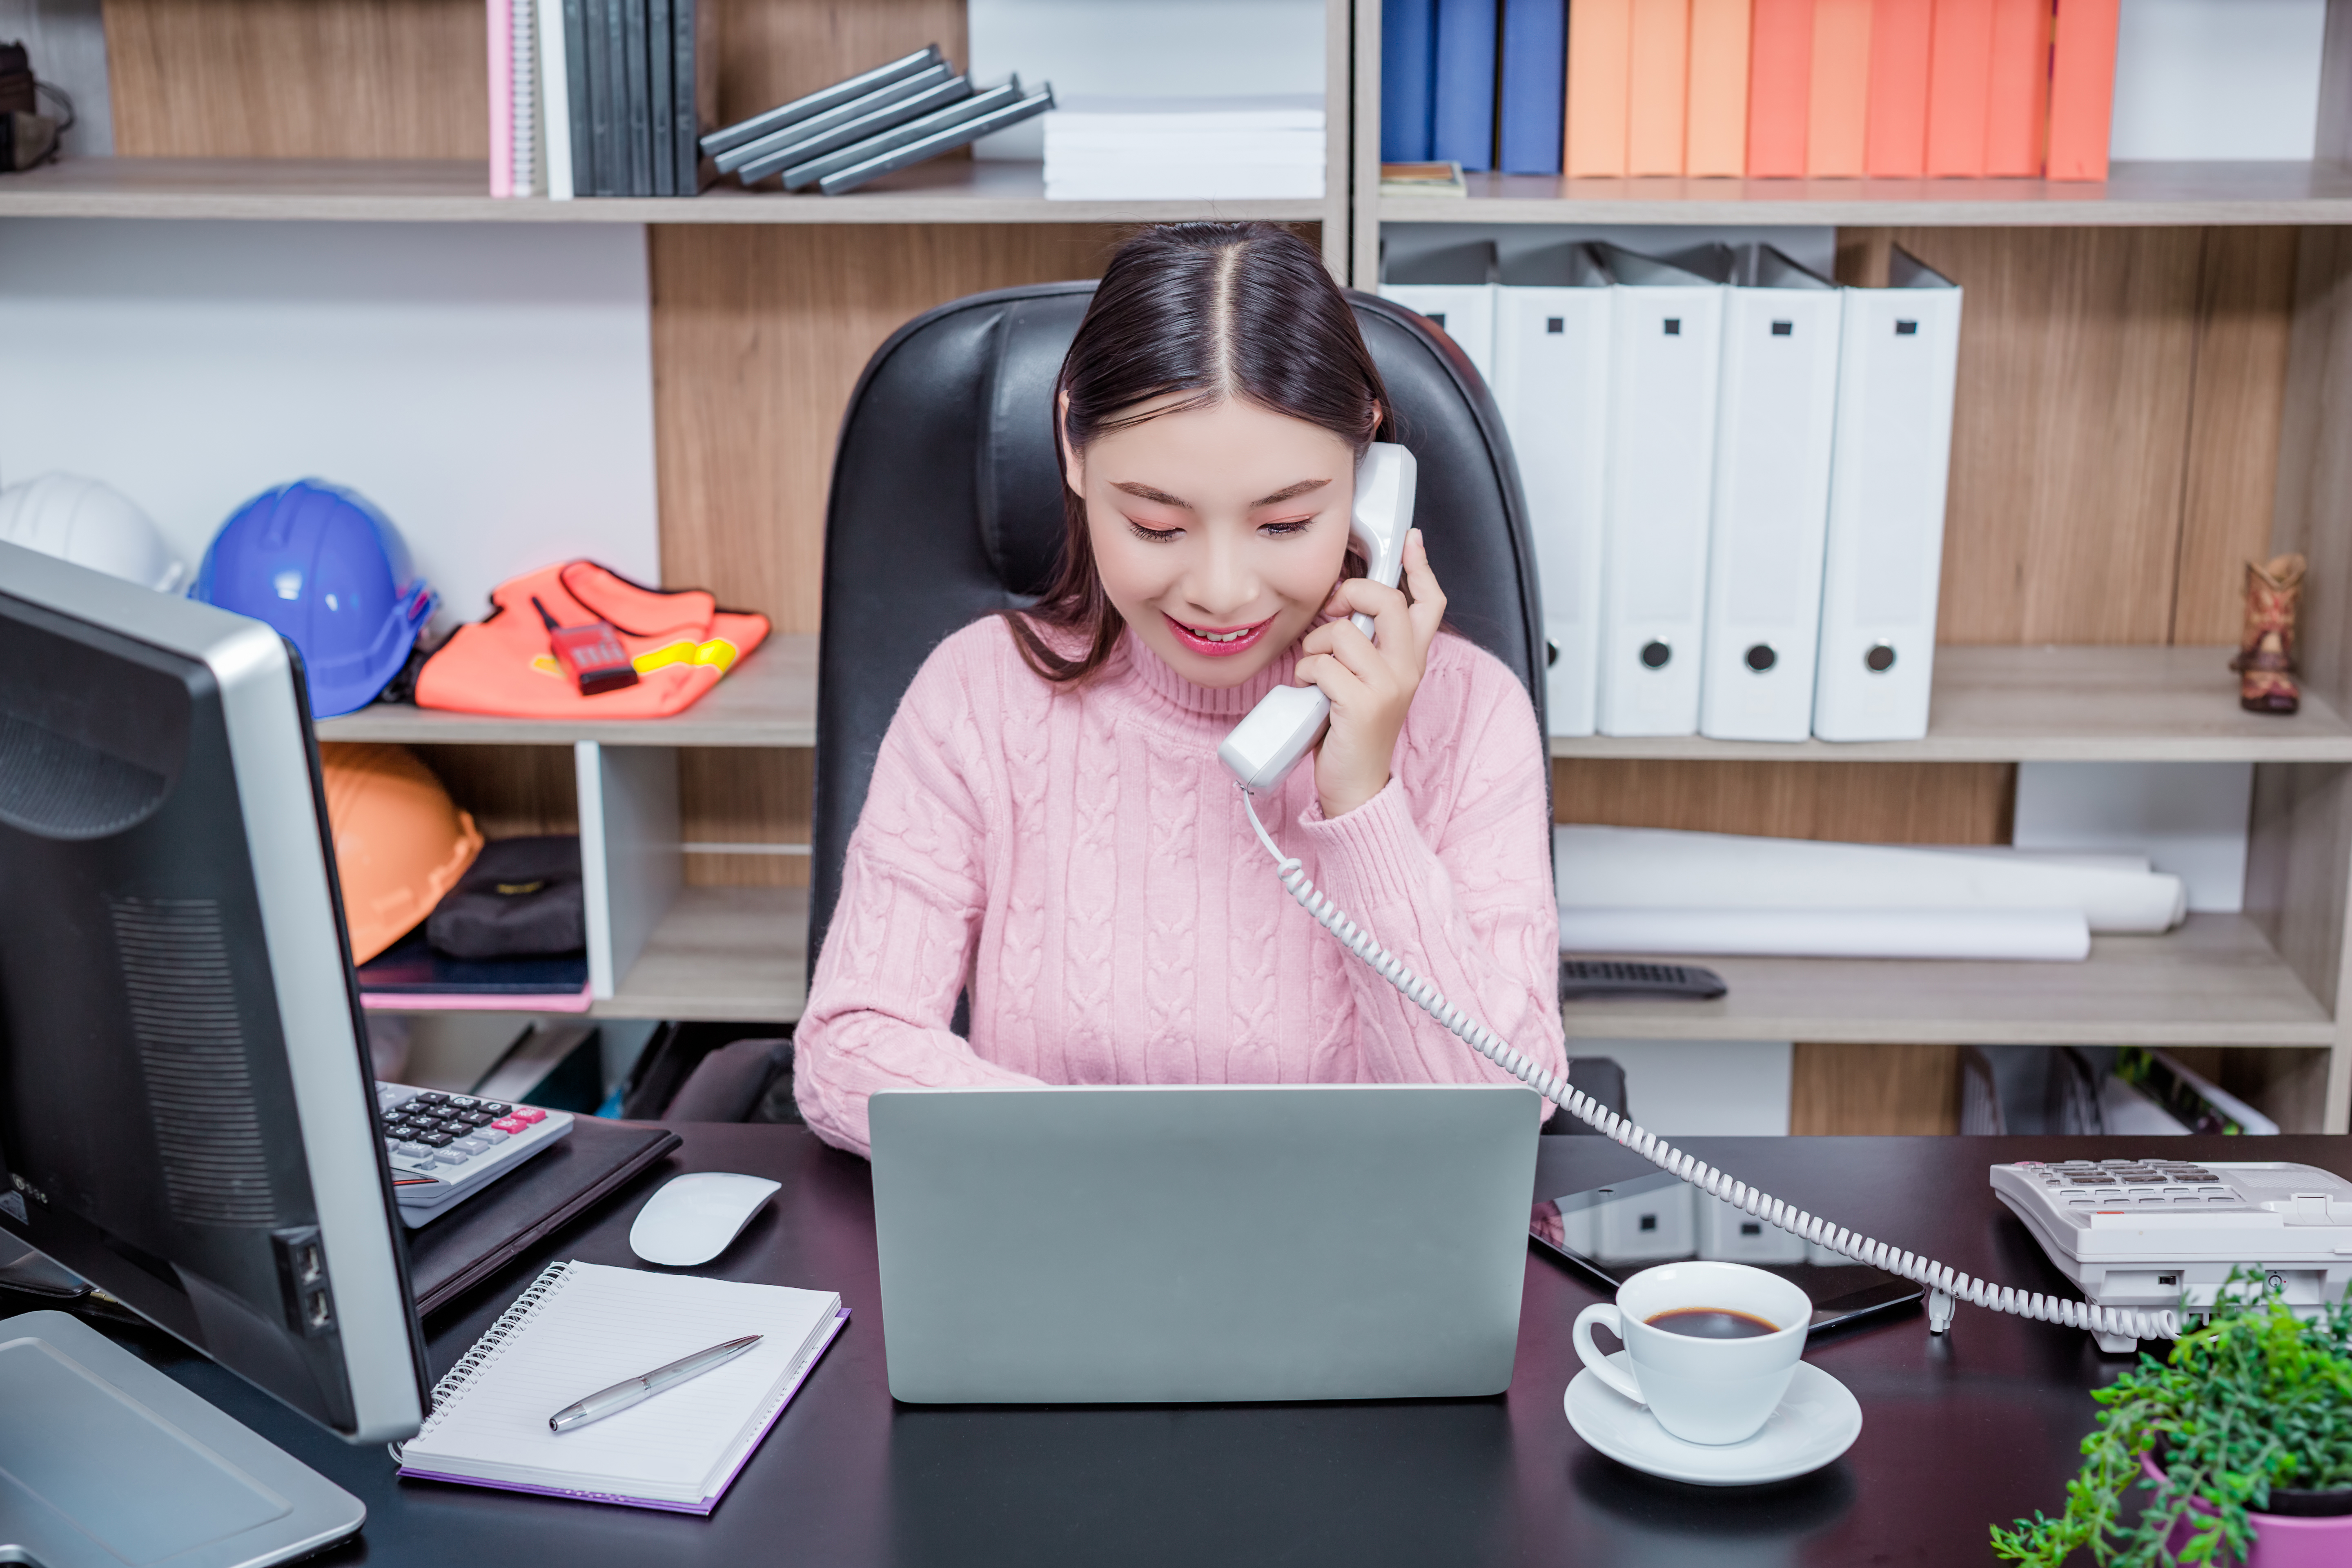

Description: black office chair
[811,281,1546,961]
[694,279,1620,1134]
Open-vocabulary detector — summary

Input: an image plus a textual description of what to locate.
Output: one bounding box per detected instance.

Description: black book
[580,0,614,194]
[403,1118,681,1317]
[599,0,628,195]
[561,0,593,196]
[648,0,675,195]
[674,0,706,192]
[620,0,653,195]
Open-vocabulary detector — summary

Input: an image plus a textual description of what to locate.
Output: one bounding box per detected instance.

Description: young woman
[794,221,1565,1155]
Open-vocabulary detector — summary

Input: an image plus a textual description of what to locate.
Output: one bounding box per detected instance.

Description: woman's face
[1063,394,1356,690]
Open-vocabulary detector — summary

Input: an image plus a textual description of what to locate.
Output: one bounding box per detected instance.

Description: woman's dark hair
[1002,222,1392,684]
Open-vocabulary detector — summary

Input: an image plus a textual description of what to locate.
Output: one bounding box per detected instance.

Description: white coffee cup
[1572,1260,1812,1446]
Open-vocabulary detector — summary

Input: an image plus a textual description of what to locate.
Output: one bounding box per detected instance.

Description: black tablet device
[1531,1170,1921,1334]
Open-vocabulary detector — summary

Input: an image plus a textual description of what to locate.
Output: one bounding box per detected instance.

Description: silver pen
[548,1334,763,1433]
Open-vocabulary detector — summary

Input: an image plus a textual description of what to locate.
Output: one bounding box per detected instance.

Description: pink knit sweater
[793,617,1566,1156]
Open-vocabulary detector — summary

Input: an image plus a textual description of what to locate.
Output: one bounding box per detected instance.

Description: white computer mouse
[628,1172,782,1267]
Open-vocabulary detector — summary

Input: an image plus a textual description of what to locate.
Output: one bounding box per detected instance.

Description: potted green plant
[1992,1274,2352,1566]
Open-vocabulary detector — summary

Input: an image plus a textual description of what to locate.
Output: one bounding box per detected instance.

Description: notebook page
[405,1262,838,1497]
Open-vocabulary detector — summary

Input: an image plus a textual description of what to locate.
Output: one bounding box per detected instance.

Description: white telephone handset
[1217,442,1417,794]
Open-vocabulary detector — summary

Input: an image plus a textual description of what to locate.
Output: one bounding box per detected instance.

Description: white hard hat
[0,474,187,595]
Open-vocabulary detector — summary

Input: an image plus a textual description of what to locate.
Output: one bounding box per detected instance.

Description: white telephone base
[1992,1159,2352,1352]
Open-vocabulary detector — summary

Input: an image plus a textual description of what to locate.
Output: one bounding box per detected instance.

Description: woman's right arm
[793,648,1042,1157]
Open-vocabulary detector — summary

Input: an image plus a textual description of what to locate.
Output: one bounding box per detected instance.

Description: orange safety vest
[415,561,771,719]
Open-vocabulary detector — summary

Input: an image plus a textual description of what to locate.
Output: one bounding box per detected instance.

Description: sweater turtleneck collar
[1114,626,1300,721]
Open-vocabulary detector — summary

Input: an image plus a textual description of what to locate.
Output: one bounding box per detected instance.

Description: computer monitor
[0,539,427,1449]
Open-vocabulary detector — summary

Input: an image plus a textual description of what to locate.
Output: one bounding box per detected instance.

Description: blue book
[1431,0,1498,172]
[1497,0,1564,174]
[1382,0,1437,163]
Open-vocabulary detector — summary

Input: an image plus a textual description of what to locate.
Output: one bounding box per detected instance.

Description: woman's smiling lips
[1164,613,1273,657]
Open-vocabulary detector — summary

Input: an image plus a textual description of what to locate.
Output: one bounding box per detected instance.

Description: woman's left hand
[1294,528,1447,820]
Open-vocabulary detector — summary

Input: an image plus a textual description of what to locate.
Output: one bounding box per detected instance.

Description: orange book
[1925,0,1994,176]
[1566,0,1635,176]
[2046,0,2116,180]
[1863,0,1933,176]
[1746,0,1813,176]
[1805,0,1871,176]
[1628,0,1693,174]
[1985,0,2051,175]
[1686,0,1753,176]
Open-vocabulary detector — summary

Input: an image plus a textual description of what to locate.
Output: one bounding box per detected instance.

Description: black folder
[404,1117,680,1317]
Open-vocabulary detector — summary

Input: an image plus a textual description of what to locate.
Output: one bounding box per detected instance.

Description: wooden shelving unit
[1343,0,2352,1131]
[597,885,808,1022]
[0,156,1334,225]
[29,0,2352,1129]
[1561,915,2334,1049]
[1550,646,2352,763]
[319,635,819,748]
[1373,161,2352,233]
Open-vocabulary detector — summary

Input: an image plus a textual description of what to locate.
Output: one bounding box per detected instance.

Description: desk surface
[96,1127,2352,1566]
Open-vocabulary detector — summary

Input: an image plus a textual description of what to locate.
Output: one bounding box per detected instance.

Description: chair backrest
[810,281,1543,965]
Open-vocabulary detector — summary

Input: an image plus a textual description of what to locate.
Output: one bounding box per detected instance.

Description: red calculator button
[512,1108,547,1125]
[491,1116,527,1134]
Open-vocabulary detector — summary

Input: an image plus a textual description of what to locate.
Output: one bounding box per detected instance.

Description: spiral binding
[1238,787,2180,1346]
[389,1259,576,1462]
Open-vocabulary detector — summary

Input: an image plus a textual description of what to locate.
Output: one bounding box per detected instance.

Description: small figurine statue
[2230,553,2307,715]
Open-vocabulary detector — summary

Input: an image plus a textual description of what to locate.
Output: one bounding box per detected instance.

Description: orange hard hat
[318,742,483,964]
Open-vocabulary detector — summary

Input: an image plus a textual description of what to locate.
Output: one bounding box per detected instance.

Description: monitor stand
[0,1310,366,1568]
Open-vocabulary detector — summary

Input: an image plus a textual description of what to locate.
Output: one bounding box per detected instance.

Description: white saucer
[1564,1353,1862,1487]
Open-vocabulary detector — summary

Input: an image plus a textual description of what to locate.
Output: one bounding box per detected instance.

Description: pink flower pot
[2144,1459,2352,1568]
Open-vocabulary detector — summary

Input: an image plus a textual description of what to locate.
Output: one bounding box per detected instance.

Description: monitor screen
[0,543,426,1442]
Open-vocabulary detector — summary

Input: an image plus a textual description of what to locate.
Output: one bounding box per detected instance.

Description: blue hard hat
[193,480,437,718]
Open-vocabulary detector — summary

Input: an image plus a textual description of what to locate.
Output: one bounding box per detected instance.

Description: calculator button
[479,1103,512,1117]
[396,1142,431,1158]
[512,1108,547,1126]
[431,1148,468,1165]
[415,1091,448,1105]
[492,1116,526,1134]
[463,1112,495,1128]
[420,1133,454,1147]
[480,1128,508,1144]
[454,1136,490,1154]
[448,1096,478,1110]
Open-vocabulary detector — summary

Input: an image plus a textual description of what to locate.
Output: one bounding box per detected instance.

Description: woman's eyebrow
[1111,481,1192,508]
[1252,478,1331,507]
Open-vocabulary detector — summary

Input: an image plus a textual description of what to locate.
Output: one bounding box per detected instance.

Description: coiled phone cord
[1240,787,2181,1345]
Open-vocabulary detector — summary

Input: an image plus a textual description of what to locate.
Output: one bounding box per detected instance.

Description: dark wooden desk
[97,1127,2352,1566]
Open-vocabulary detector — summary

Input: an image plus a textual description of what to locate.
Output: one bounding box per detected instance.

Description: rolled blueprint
[1555,906,2094,962]
[1554,826,2186,934]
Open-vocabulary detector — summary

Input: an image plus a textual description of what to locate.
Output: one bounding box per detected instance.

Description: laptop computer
[869,1084,1542,1403]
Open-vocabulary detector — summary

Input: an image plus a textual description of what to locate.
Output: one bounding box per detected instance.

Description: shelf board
[1550,644,2352,762]
[1380,160,2352,227]
[598,884,807,1023]
[1560,913,2334,1047]
[0,157,1332,225]
[317,634,816,747]
[325,641,2352,761]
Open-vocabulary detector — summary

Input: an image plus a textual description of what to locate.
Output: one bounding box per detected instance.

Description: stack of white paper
[1042,95,1325,200]
[1554,825,2189,963]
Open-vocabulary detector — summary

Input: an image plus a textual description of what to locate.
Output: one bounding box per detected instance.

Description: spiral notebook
[394,1260,847,1513]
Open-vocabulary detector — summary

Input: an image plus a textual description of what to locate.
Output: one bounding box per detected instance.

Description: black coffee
[1645,1307,1778,1339]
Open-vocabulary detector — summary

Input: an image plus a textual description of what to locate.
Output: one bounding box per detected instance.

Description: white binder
[1698,245,1843,742]
[1594,243,1728,737]
[1378,240,1498,385]
[1492,243,1611,737]
[1813,248,1963,742]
